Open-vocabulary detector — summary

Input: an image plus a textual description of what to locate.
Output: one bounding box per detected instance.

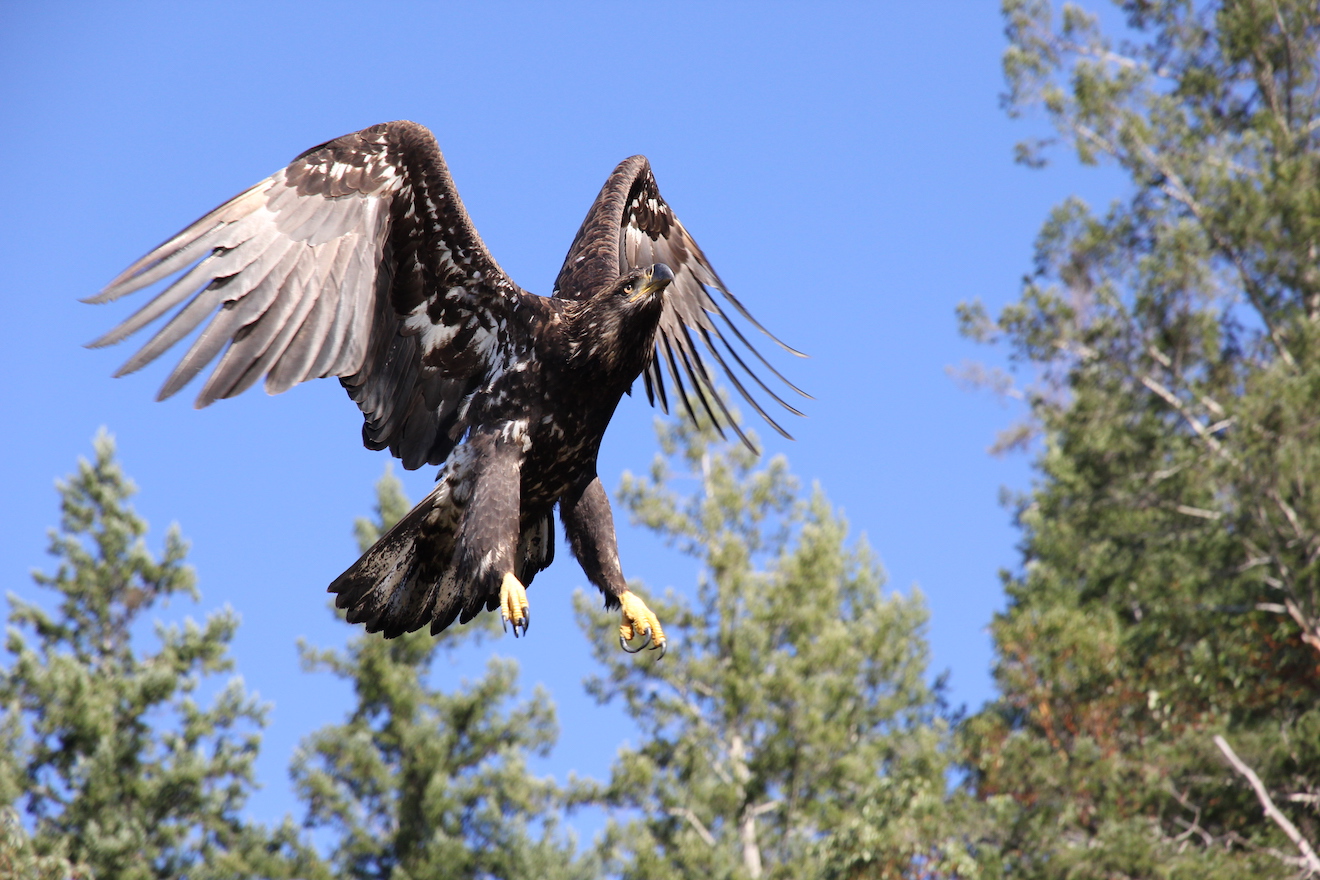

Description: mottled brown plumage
[90,121,804,650]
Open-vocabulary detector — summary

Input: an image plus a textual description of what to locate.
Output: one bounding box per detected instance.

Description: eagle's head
[570,263,674,379]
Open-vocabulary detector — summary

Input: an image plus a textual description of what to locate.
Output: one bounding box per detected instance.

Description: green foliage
[577,421,960,879]
[293,465,597,880]
[960,2,1320,876]
[0,806,89,880]
[1,431,318,879]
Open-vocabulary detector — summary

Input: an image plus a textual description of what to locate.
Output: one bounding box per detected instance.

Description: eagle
[89,121,804,655]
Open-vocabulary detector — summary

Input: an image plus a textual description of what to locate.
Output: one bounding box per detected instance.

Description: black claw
[504,609,530,639]
[620,626,653,654]
[655,640,667,660]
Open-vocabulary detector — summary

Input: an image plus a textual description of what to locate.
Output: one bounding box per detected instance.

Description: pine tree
[292,465,598,880]
[960,2,1320,876]
[577,422,960,880]
[0,805,87,880]
[1,431,318,879]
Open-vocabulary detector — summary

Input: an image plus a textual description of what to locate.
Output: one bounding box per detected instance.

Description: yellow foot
[618,590,666,657]
[500,572,529,637]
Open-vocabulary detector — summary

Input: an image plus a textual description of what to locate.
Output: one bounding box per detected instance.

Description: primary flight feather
[90,121,806,653]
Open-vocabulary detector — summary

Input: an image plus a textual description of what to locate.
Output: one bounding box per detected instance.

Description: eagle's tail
[328,478,555,639]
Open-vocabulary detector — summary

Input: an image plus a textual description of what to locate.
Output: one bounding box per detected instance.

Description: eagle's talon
[618,590,666,656]
[620,623,651,652]
[500,572,530,639]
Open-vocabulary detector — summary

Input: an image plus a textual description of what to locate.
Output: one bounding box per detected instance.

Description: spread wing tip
[774,338,810,360]
[86,319,141,351]
[82,264,154,305]
[649,332,801,458]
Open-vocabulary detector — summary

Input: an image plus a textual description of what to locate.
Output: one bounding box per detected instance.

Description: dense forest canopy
[959,1,1320,877]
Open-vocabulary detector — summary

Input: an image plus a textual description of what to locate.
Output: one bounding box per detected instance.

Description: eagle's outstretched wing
[88,121,531,469]
[552,156,808,450]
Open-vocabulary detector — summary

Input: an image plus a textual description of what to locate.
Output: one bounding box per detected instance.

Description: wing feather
[307,236,367,379]
[156,239,305,400]
[267,237,346,393]
[87,185,269,304]
[700,327,803,420]
[203,259,318,401]
[553,156,805,450]
[658,330,701,429]
[96,258,230,355]
[91,121,535,468]
[676,321,744,435]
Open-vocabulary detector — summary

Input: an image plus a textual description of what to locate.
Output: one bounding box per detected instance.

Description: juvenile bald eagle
[89,121,805,654]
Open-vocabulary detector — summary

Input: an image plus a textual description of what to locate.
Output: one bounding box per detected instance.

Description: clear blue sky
[0,2,1117,831]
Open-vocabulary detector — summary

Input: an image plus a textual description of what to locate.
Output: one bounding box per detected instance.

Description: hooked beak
[633,263,675,301]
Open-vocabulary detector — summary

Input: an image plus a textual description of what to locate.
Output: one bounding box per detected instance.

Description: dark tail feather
[330,481,464,638]
[331,486,558,639]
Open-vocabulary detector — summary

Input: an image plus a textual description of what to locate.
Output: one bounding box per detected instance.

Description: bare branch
[1175,504,1223,521]
[1063,39,1174,79]
[1140,374,1231,459]
[669,807,717,848]
[739,806,764,879]
[1135,141,1298,370]
[1214,734,1320,875]
[1145,342,1228,421]
[1268,488,1307,542]
[1282,598,1320,657]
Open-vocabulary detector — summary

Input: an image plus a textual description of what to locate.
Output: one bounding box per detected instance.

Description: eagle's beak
[634,263,675,301]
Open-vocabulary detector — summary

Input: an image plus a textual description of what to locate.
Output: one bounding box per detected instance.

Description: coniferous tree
[1,432,318,879]
[961,2,1320,876]
[578,422,962,880]
[0,806,87,880]
[292,465,598,880]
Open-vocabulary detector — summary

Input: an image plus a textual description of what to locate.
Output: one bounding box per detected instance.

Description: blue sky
[1,2,1118,832]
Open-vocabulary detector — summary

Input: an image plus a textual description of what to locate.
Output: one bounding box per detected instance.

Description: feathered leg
[453,430,528,636]
[561,475,666,656]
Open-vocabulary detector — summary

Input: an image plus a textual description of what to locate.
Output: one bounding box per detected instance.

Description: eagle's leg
[455,431,528,636]
[562,475,666,656]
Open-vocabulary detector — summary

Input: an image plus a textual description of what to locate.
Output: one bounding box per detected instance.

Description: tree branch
[669,807,716,848]
[1139,374,1231,459]
[1132,138,1297,369]
[1214,735,1320,875]
[1282,598,1320,657]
